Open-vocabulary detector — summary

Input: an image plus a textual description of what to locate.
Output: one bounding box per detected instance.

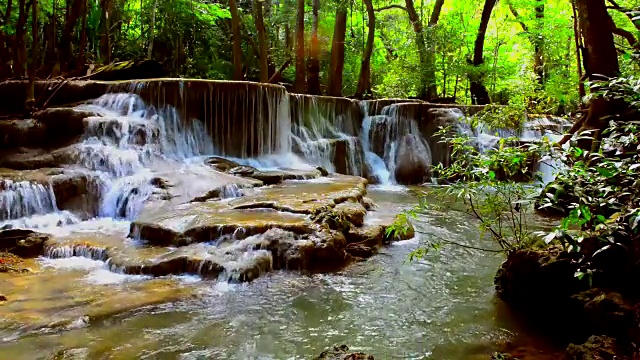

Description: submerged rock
[314,345,374,360]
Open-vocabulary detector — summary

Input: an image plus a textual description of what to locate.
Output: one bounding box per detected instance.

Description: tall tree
[0,0,13,78]
[425,0,445,99]
[404,0,429,99]
[293,0,306,92]
[229,0,244,80]
[56,0,84,74]
[14,0,31,78]
[507,0,546,85]
[355,0,375,98]
[307,0,321,94]
[148,0,158,59]
[469,0,497,105]
[77,0,89,71]
[327,1,347,96]
[253,0,269,82]
[99,0,112,63]
[26,0,37,111]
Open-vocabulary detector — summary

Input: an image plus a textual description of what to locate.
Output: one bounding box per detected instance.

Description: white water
[360,102,433,185]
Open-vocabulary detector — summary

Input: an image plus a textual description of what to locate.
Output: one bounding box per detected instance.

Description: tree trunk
[426,0,445,99]
[14,0,31,78]
[355,0,375,98]
[404,0,429,99]
[57,0,83,74]
[575,0,620,143]
[99,0,111,63]
[148,0,157,59]
[307,0,321,94]
[327,3,347,96]
[77,0,88,71]
[26,0,37,111]
[0,0,14,78]
[293,0,305,92]
[469,0,496,105]
[253,0,269,82]
[229,0,244,80]
[533,1,545,85]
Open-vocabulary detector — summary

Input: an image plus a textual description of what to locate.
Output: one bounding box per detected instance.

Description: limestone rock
[0,229,49,258]
[394,134,432,185]
[315,345,374,360]
[347,225,384,247]
[334,201,367,227]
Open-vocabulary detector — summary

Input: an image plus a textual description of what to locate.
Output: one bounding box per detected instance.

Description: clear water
[0,188,548,359]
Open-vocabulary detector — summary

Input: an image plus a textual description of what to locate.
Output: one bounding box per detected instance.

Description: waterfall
[289,94,364,176]
[359,102,433,185]
[0,180,58,220]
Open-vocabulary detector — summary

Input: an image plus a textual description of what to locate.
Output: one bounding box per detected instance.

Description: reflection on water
[0,188,554,359]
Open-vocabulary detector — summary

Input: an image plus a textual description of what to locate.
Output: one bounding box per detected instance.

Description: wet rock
[33,108,97,146]
[0,294,6,302]
[570,290,638,340]
[315,345,374,360]
[317,166,329,176]
[206,156,242,172]
[382,222,415,242]
[0,119,47,149]
[334,201,366,227]
[565,336,626,360]
[347,225,384,247]
[394,134,432,185]
[361,197,377,211]
[250,169,321,185]
[0,229,49,258]
[344,243,374,258]
[50,171,99,218]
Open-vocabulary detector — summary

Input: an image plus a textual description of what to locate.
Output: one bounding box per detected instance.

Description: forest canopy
[1,0,639,113]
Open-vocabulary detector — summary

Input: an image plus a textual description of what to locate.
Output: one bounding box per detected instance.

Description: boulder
[0,229,49,258]
[0,294,6,302]
[394,134,432,185]
[334,201,367,227]
[347,225,384,247]
[315,345,374,360]
[332,138,365,176]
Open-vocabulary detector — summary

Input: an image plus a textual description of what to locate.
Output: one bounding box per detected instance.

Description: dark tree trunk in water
[229,0,244,80]
[253,0,269,82]
[293,0,306,92]
[327,3,347,96]
[99,0,112,63]
[14,0,31,78]
[57,0,83,74]
[404,0,429,99]
[470,0,496,105]
[0,0,14,78]
[26,0,37,111]
[307,0,321,94]
[355,0,375,98]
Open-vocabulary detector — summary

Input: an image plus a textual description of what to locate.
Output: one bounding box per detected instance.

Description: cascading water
[360,102,433,185]
[289,94,364,176]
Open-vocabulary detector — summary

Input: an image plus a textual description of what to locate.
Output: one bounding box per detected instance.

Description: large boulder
[394,134,432,185]
[565,336,627,360]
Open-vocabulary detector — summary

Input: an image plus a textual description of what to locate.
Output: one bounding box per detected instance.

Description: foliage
[1,0,638,107]
[388,127,545,260]
[538,89,640,280]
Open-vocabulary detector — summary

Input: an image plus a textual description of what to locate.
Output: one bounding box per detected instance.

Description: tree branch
[606,0,640,31]
[506,1,529,33]
[613,26,640,50]
[374,4,407,12]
